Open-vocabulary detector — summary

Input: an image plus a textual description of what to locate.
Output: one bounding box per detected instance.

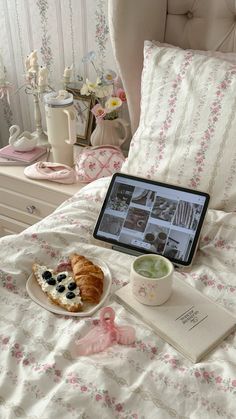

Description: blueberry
[46,278,56,286]
[66,291,75,299]
[68,282,77,291]
[57,273,67,282]
[42,271,52,280]
[56,285,65,293]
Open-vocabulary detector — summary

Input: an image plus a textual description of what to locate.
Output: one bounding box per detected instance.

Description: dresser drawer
[0,214,30,236]
[0,174,70,206]
[0,189,56,223]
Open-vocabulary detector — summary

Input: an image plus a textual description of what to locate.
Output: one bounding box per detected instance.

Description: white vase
[90,118,129,147]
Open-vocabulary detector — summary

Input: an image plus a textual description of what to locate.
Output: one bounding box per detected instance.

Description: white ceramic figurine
[9,125,37,152]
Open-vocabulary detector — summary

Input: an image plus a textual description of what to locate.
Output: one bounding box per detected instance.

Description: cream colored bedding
[0,177,235,418]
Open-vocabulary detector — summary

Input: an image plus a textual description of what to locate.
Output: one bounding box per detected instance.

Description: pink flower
[116,88,126,102]
[232,380,236,387]
[113,161,121,170]
[91,103,107,120]
[194,371,201,378]
[207,280,214,286]
[55,369,61,377]
[216,376,222,383]
[15,351,23,359]
[81,386,87,392]
[95,394,102,401]
[220,82,227,89]
[115,403,123,412]
[89,162,96,170]
[14,343,20,349]
[2,337,9,344]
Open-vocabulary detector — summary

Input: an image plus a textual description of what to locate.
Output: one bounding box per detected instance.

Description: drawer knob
[26,205,37,214]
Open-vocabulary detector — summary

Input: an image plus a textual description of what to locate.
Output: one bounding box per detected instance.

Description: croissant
[70,254,104,304]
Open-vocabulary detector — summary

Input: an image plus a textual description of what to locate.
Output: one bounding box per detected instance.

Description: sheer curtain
[0,0,117,148]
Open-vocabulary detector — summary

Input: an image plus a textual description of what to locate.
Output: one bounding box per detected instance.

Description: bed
[1,1,236,417]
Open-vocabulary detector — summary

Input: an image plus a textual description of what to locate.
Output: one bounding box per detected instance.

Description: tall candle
[38,66,48,86]
[63,65,72,78]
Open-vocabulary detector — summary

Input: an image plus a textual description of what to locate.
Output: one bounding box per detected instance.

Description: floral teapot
[90,118,130,148]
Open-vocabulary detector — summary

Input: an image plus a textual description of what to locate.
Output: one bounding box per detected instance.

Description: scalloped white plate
[26,258,112,317]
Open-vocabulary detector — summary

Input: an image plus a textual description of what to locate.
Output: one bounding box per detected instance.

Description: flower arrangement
[80,51,126,121]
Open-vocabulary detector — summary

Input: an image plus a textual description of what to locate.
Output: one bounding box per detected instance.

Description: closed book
[0,145,47,163]
[114,275,236,363]
[0,157,30,166]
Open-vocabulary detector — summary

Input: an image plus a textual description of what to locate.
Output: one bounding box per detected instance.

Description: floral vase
[90,118,129,148]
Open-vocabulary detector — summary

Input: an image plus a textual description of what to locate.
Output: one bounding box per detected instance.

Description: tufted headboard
[108,0,236,134]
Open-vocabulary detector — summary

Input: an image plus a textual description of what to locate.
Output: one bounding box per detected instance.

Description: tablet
[93,173,210,266]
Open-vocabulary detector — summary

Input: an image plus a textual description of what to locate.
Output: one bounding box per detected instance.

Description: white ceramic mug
[130,254,174,306]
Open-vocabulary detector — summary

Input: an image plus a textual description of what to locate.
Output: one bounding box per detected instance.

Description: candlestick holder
[24,84,51,147]
[0,53,12,104]
[17,51,54,148]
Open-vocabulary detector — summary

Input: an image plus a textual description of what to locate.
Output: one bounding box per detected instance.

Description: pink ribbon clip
[74,306,136,356]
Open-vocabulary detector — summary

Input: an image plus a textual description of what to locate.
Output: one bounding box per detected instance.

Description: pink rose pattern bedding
[0,177,236,418]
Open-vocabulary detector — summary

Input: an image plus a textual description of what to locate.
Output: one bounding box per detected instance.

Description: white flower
[103,69,117,84]
[95,83,113,99]
[81,78,99,95]
[86,79,98,93]
[105,96,122,112]
[80,83,90,96]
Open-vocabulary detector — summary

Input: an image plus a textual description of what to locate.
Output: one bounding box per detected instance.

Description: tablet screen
[93,173,210,266]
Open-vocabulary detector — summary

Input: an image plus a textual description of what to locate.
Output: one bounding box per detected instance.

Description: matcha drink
[134,256,169,279]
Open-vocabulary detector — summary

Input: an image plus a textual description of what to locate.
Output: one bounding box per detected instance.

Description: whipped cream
[35,264,83,308]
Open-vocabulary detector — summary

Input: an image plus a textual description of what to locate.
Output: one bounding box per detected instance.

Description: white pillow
[153,40,236,64]
[122,41,236,211]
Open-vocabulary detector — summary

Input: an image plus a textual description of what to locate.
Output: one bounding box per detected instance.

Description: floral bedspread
[0,177,236,419]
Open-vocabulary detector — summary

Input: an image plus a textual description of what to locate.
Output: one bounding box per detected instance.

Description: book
[0,152,49,166]
[0,145,47,163]
[114,276,236,363]
[0,157,31,166]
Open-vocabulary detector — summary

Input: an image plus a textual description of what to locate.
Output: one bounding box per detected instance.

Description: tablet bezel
[93,173,210,266]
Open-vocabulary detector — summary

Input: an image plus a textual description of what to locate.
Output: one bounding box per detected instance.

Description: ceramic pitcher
[90,118,129,147]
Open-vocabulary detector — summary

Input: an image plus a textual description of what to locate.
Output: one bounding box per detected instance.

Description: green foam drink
[134,256,169,279]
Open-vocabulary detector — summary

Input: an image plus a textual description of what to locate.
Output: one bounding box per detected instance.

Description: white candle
[63,65,72,78]
[29,50,38,72]
[38,66,48,86]
[25,56,30,71]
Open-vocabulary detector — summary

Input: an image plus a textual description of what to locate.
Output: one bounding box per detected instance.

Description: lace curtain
[0,0,116,148]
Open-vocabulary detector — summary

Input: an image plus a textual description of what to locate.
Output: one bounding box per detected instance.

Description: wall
[0,0,117,148]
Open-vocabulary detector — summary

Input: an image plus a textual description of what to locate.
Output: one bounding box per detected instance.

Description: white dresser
[0,165,82,237]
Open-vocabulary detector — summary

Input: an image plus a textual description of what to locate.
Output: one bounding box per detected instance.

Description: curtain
[0,0,117,148]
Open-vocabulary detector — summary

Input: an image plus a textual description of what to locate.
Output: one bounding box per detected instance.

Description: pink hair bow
[74,307,136,356]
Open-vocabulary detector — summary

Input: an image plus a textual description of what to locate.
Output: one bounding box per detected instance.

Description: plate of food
[26,253,112,317]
